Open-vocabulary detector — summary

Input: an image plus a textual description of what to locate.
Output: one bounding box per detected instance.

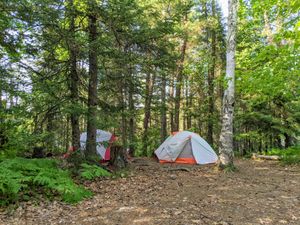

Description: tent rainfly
[80,129,116,161]
[155,131,218,165]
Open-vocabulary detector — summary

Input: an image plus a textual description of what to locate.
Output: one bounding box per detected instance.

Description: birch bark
[219,0,238,167]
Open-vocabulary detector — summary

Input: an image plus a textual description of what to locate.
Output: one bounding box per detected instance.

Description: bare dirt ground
[1,158,300,225]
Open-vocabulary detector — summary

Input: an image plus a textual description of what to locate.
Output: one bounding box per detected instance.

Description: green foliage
[0,158,92,206]
[1,0,299,168]
[135,126,161,157]
[263,146,300,165]
[234,0,300,155]
[66,150,86,172]
[79,163,111,180]
[111,168,130,179]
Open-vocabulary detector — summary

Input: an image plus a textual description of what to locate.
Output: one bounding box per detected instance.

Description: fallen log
[252,153,281,160]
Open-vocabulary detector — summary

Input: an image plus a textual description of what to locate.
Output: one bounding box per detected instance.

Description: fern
[0,158,92,206]
[80,163,111,180]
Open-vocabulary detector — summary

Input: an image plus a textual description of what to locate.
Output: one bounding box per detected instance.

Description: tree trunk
[169,76,175,132]
[197,90,204,135]
[68,0,80,150]
[187,79,192,129]
[160,72,167,142]
[284,133,292,148]
[120,84,127,149]
[174,17,188,132]
[183,79,188,130]
[128,74,135,156]
[207,0,217,146]
[142,71,156,155]
[110,145,127,169]
[65,116,70,151]
[46,111,55,151]
[218,0,238,167]
[85,12,98,158]
[0,87,5,150]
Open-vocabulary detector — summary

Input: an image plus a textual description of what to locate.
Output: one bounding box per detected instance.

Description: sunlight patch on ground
[117,206,136,212]
[117,206,148,213]
[254,167,270,170]
[259,217,273,224]
[133,217,153,223]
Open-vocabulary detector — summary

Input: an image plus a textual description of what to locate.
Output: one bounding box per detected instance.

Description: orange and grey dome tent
[155,131,218,165]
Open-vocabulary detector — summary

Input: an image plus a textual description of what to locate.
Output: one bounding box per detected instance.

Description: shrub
[0,158,92,206]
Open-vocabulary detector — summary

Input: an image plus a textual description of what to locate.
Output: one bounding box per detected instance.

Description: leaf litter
[0,159,299,225]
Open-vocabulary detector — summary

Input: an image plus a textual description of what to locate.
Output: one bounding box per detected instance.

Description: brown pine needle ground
[1,159,299,225]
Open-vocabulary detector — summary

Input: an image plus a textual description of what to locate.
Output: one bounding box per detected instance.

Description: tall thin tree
[174,14,188,132]
[219,0,238,167]
[67,0,80,150]
[0,86,5,149]
[207,0,217,145]
[142,69,156,155]
[85,4,98,158]
[160,72,167,142]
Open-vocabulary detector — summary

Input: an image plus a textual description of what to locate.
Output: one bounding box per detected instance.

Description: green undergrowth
[79,163,111,180]
[0,158,93,206]
[0,157,114,206]
[66,151,112,180]
[111,168,130,179]
[263,146,300,165]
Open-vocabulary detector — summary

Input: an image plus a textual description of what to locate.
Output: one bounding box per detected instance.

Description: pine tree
[86,1,98,158]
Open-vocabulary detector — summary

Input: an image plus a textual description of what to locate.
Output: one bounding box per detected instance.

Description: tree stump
[32,146,45,158]
[110,145,127,169]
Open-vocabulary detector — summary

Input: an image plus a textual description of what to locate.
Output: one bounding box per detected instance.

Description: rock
[170,174,177,180]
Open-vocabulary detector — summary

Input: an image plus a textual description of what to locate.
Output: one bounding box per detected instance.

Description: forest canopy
[0,0,299,160]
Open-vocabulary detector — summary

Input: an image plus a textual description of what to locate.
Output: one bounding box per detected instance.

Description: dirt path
[1,159,300,225]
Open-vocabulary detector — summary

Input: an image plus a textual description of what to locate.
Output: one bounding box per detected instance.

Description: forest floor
[0,158,300,225]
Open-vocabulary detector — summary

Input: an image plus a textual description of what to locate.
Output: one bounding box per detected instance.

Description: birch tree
[219,0,238,167]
